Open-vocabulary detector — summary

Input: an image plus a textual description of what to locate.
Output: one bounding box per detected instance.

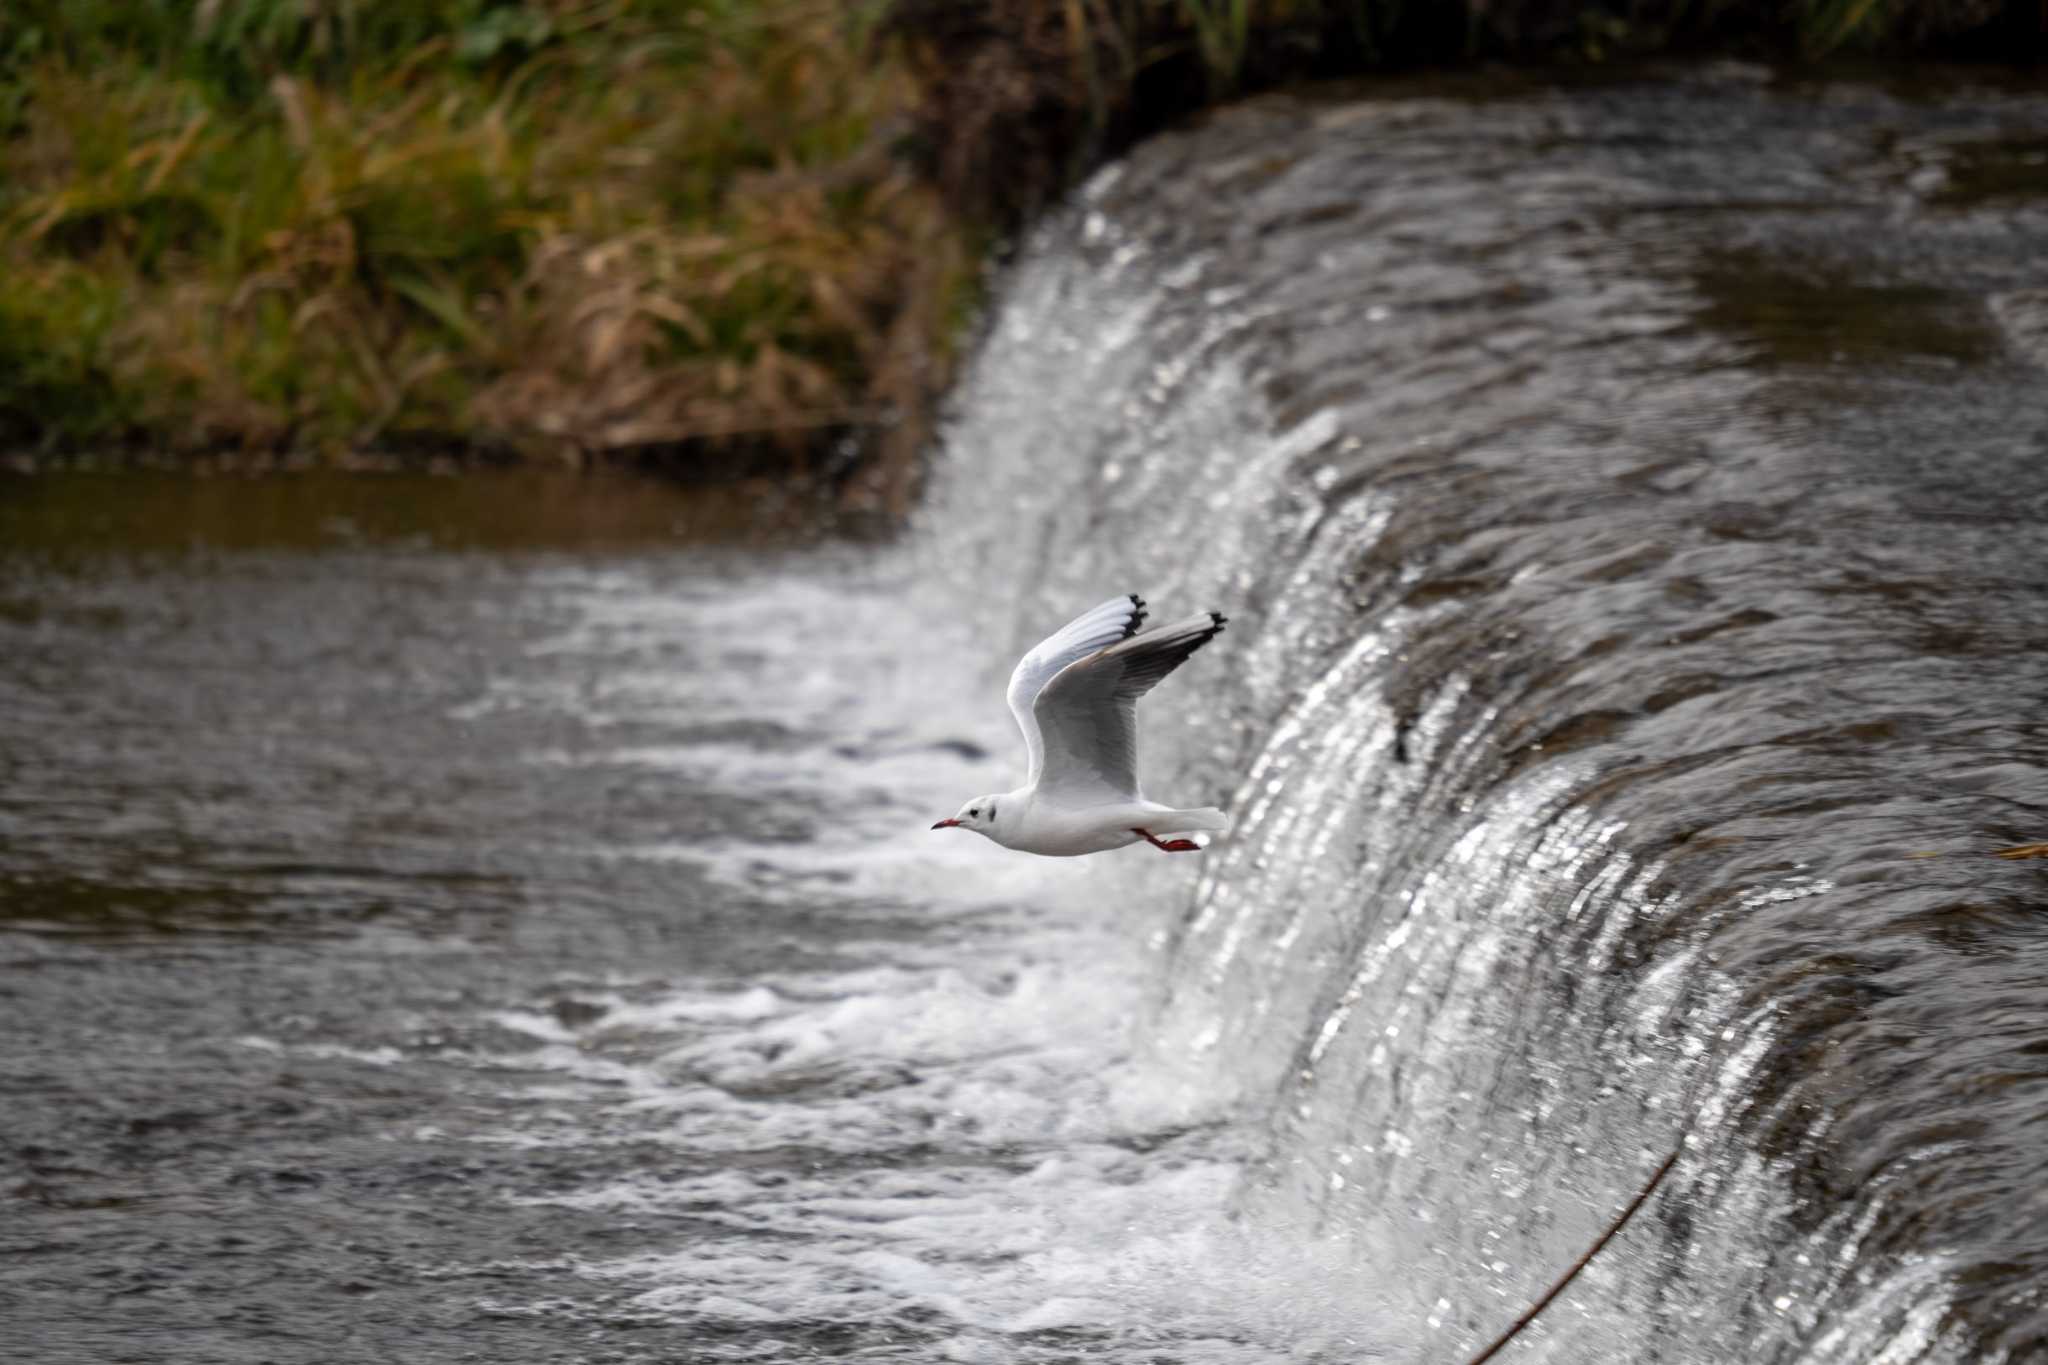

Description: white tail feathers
[1163,807,1231,833]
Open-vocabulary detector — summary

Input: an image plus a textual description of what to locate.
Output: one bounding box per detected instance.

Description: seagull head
[931,796,1001,838]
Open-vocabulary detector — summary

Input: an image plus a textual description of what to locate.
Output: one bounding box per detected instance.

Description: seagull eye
[969,808,979,817]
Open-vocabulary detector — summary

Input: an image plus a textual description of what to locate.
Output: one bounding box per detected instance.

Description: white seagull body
[932,595,1231,857]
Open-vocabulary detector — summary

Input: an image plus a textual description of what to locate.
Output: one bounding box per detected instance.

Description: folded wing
[1031,611,1227,802]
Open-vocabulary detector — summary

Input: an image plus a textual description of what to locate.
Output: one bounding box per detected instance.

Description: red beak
[931,818,960,829]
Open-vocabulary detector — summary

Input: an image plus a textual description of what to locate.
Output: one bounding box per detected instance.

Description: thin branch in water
[1463,1144,1684,1365]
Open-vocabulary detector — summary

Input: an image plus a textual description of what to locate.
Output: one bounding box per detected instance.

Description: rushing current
[6,67,2048,1364]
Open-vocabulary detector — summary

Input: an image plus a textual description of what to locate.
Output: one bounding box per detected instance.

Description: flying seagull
[932,595,1231,856]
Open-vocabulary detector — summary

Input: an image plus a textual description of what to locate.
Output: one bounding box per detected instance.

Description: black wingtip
[1210,611,1227,630]
[1125,593,1149,638]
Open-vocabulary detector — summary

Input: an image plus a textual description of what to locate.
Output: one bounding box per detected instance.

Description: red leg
[1133,828,1202,853]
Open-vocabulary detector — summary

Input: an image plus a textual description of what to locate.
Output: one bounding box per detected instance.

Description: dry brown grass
[0,0,975,513]
[7,0,2035,512]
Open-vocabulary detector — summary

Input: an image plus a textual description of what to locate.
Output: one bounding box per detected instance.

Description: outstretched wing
[1031,611,1227,802]
[1007,595,1149,788]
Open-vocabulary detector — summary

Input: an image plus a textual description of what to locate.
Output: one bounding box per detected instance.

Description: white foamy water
[14,73,2048,1365]
[430,559,1420,1362]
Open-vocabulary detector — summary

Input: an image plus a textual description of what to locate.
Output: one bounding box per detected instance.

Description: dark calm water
[6,67,2048,1365]
[2,476,1274,1365]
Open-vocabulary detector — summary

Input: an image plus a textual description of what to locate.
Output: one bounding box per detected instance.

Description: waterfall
[922,70,2048,1363]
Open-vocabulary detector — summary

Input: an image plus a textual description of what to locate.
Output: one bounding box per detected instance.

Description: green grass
[4,0,2039,507]
[0,1,973,510]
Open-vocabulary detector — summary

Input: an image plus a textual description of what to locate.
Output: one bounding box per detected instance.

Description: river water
[6,67,2048,1364]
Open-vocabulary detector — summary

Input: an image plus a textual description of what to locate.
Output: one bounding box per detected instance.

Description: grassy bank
[3,3,2042,513]
[0,1,973,512]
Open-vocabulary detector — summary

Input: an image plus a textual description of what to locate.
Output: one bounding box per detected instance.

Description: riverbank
[0,1,973,514]
[3,1,2042,515]
[882,0,2048,223]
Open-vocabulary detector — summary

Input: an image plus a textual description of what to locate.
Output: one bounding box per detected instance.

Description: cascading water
[924,67,2048,1363]
[7,67,2048,1365]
